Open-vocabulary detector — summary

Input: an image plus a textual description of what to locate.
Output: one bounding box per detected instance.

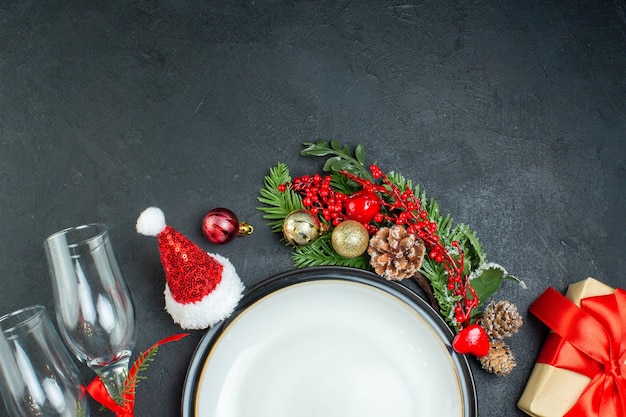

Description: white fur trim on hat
[163,252,244,330]
[136,207,167,236]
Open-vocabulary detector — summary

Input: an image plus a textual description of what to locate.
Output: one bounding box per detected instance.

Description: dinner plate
[182,266,477,417]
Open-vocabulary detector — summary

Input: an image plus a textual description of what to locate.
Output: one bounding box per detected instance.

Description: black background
[1,1,625,416]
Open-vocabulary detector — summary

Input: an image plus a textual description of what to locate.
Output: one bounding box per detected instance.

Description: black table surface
[1,1,625,416]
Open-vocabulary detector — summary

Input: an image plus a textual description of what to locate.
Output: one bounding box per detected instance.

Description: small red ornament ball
[202,208,253,244]
[344,191,381,224]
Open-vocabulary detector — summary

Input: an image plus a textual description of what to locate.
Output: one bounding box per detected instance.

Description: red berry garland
[288,173,350,228]
[345,165,479,327]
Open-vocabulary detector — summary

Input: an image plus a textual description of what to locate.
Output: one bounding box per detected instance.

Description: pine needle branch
[120,346,158,403]
[257,163,304,233]
[292,234,370,269]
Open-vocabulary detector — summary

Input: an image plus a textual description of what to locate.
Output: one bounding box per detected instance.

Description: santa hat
[136,207,244,330]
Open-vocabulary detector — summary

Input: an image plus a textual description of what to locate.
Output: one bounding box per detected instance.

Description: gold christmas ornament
[331,220,369,258]
[282,210,320,245]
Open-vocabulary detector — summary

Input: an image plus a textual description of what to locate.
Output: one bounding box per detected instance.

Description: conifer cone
[481,300,523,340]
[480,340,516,376]
[368,225,426,281]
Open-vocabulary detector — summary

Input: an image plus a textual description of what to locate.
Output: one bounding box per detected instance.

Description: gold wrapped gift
[517,277,616,417]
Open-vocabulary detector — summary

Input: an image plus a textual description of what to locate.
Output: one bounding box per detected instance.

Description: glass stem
[90,352,132,402]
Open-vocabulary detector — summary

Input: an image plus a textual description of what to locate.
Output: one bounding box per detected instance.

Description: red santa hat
[136,207,244,330]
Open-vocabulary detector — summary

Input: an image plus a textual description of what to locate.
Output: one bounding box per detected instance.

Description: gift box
[517,277,625,417]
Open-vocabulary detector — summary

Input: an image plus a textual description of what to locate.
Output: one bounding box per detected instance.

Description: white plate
[182,267,476,417]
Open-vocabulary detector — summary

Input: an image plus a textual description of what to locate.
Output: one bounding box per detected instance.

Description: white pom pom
[136,207,167,236]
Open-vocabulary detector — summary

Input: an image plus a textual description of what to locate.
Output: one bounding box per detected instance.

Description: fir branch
[449,223,485,274]
[329,171,361,196]
[257,163,304,233]
[422,255,459,329]
[121,346,158,402]
[421,194,454,239]
[292,234,370,269]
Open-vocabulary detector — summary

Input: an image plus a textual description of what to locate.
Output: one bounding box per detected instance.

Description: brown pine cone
[480,340,516,376]
[368,225,426,281]
[481,300,523,340]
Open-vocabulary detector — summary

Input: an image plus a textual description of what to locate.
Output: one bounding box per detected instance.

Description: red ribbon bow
[86,333,189,417]
[530,287,626,417]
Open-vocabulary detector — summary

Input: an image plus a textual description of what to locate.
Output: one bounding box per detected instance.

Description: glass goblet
[44,224,135,401]
[0,305,90,417]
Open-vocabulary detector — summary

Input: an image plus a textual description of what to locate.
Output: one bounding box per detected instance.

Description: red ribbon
[86,333,189,417]
[529,287,626,417]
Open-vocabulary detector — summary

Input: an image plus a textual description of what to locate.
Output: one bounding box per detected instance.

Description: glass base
[88,350,132,401]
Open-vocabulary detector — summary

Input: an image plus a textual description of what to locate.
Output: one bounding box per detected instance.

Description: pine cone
[481,300,523,340]
[480,340,516,376]
[368,225,426,281]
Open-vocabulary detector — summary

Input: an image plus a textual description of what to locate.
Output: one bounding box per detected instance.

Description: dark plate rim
[181,266,478,417]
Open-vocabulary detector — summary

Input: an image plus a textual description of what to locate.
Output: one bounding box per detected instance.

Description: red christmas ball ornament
[344,191,381,224]
[202,208,253,244]
[452,324,490,357]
